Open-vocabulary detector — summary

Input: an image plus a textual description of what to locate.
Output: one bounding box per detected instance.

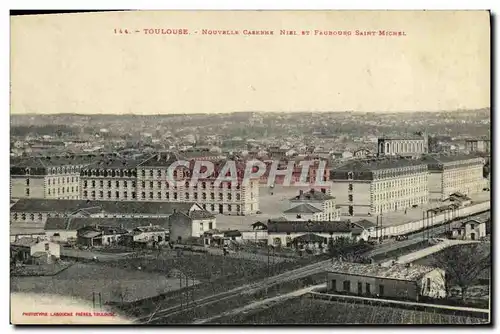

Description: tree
[432,244,490,302]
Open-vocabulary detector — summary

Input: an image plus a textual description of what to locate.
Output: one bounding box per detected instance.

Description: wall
[268,231,352,247]
[428,172,443,201]
[46,230,78,242]
[192,218,216,237]
[240,230,268,241]
[169,214,193,242]
[419,269,446,299]
[377,200,490,237]
[331,181,371,216]
[327,272,419,301]
[11,176,45,199]
[31,241,61,258]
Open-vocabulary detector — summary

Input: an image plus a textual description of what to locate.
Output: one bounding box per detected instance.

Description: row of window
[45,166,82,175]
[82,190,245,202]
[83,190,136,199]
[83,180,135,188]
[82,179,244,190]
[371,188,427,201]
[330,279,386,296]
[47,187,78,195]
[372,197,427,213]
[81,169,136,177]
[199,222,214,230]
[47,176,77,185]
[372,177,427,190]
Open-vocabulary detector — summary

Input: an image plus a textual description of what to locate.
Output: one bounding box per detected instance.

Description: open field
[213,297,488,324]
[10,262,195,303]
[104,250,269,281]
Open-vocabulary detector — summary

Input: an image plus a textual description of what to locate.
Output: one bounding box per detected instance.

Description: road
[61,248,134,261]
[366,211,490,258]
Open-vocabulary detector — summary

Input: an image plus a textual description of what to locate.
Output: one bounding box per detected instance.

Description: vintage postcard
[10,10,491,325]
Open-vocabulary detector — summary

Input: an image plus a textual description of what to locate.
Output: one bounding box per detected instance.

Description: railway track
[136,211,490,324]
[136,259,332,323]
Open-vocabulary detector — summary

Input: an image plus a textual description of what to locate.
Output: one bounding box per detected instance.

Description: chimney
[299,190,304,195]
[173,209,177,214]
[36,237,41,243]
[310,188,315,193]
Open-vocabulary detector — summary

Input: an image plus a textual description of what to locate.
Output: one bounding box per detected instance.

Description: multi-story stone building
[79,157,140,201]
[423,154,488,201]
[286,189,340,221]
[10,198,205,226]
[465,137,490,154]
[136,153,260,215]
[10,155,93,200]
[377,133,428,157]
[331,159,429,216]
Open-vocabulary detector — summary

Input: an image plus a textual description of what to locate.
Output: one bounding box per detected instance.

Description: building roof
[188,210,216,219]
[293,233,327,243]
[44,217,170,231]
[335,158,427,172]
[290,189,334,201]
[77,225,129,237]
[267,220,359,234]
[83,157,143,169]
[354,219,377,229]
[378,133,425,140]
[137,152,182,167]
[421,154,484,166]
[224,230,242,238]
[132,225,168,234]
[284,203,323,214]
[328,261,439,281]
[11,237,44,248]
[10,154,98,169]
[11,198,197,215]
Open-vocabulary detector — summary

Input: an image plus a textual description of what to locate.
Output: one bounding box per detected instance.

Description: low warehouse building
[326,261,446,301]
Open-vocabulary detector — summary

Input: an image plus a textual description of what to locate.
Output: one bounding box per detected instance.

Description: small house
[10,238,61,264]
[449,219,487,241]
[326,261,446,301]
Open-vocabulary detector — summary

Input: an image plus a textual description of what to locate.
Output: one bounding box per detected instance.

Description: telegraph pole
[267,245,270,277]
[422,211,425,242]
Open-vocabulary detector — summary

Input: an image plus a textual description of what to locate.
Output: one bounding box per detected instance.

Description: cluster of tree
[11,125,79,137]
[432,244,491,301]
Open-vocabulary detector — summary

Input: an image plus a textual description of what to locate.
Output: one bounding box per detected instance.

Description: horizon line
[10,108,491,117]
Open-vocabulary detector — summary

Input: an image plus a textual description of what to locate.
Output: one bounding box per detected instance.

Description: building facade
[169,210,217,242]
[10,198,205,226]
[267,220,370,247]
[79,158,140,201]
[287,189,340,221]
[331,159,429,216]
[465,138,490,154]
[10,155,93,200]
[377,133,428,157]
[136,153,260,215]
[326,262,446,301]
[424,155,488,201]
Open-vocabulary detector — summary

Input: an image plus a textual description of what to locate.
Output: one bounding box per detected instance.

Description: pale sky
[10,10,490,115]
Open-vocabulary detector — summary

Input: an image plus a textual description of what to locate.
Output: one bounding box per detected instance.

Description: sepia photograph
[8,9,491,325]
